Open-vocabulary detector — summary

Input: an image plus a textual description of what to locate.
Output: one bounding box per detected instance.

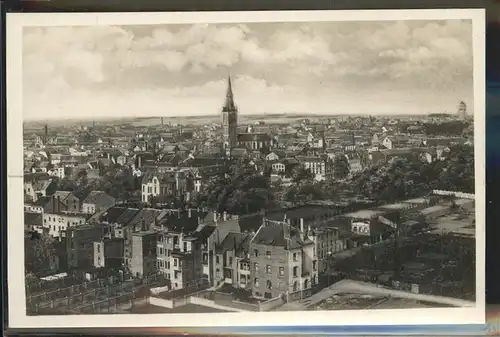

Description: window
[159,247,163,255]
[254,278,259,287]
[293,253,298,262]
[228,257,233,265]
[293,266,298,277]
[253,249,259,257]
[216,268,221,278]
[97,244,101,253]
[174,259,178,267]
[167,261,170,269]
[266,265,272,274]
[279,267,284,277]
[266,251,271,259]
[183,242,188,252]
[216,255,220,264]
[313,261,317,271]
[266,280,272,290]
[254,262,259,272]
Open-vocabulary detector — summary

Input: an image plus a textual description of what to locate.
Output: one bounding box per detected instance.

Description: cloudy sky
[22,19,473,120]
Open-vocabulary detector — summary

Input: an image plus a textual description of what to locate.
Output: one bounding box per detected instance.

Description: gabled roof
[237,133,271,142]
[216,232,253,256]
[53,191,73,202]
[82,191,116,207]
[32,196,52,207]
[252,220,313,250]
[25,212,43,226]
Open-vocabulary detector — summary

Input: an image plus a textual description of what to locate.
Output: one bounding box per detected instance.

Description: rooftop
[343,209,385,220]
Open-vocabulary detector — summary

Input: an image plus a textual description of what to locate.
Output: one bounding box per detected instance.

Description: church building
[221,75,238,152]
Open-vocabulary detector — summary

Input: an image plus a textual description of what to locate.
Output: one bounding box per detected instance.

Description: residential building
[250,219,318,300]
[296,155,333,181]
[313,226,346,271]
[214,232,253,289]
[93,238,124,269]
[81,191,116,214]
[53,190,81,213]
[141,171,190,204]
[43,212,87,237]
[65,224,111,269]
[130,231,158,278]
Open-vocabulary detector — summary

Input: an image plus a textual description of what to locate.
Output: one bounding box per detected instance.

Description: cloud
[21,19,474,119]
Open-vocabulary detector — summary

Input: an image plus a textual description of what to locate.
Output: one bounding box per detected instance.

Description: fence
[432,190,475,200]
[27,273,167,315]
[27,272,166,307]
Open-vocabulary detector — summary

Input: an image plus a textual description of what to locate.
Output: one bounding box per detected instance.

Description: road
[279,279,475,311]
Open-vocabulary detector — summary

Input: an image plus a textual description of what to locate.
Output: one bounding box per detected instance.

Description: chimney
[213,212,217,223]
[299,218,305,240]
[223,211,227,221]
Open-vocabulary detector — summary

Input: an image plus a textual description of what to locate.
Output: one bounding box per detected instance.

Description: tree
[283,182,324,204]
[333,155,350,180]
[25,233,56,275]
[197,160,275,215]
[289,165,314,184]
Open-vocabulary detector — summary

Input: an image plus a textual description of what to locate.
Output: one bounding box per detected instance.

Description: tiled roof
[252,220,313,250]
[216,232,253,256]
[24,212,43,226]
[82,191,116,207]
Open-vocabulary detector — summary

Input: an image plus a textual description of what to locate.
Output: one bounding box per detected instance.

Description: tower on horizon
[222,75,238,151]
[457,101,467,120]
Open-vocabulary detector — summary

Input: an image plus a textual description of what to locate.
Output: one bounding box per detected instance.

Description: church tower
[222,75,238,151]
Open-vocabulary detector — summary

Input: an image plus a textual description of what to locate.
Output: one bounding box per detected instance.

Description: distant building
[141,171,190,204]
[237,133,273,151]
[250,219,318,300]
[81,191,116,214]
[296,155,333,181]
[43,212,87,238]
[457,101,467,120]
[53,191,81,213]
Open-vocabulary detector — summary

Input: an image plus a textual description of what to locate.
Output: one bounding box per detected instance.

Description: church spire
[223,75,236,111]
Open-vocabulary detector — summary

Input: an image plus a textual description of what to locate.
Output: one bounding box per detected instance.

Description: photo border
[6,8,486,329]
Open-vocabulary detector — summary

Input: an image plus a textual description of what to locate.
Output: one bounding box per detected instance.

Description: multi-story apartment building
[65,224,111,270]
[141,171,190,203]
[81,191,116,214]
[93,238,124,269]
[313,225,347,272]
[214,232,253,289]
[156,230,203,290]
[43,212,87,237]
[250,219,318,300]
[130,231,158,278]
[52,191,81,213]
[296,155,333,181]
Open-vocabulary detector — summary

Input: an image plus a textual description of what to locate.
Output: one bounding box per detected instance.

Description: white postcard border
[6,9,485,328]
